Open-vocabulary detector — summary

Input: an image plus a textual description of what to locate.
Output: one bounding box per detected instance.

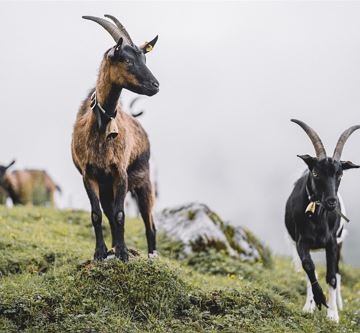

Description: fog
[1,1,360,266]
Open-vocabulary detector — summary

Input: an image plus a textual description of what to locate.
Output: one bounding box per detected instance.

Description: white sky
[1,1,360,265]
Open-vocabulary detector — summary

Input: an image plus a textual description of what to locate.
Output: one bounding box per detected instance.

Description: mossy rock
[157,202,272,266]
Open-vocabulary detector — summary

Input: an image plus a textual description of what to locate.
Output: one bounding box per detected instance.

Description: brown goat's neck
[96,63,122,116]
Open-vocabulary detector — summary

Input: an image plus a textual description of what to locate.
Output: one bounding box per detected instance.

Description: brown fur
[71,52,156,261]
[1,170,60,206]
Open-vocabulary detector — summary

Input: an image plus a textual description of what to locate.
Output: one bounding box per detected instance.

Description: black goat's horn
[291,119,327,160]
[104,14,134,46]
[129,97,143,110]
[333,125,360,161]
[82,16,122,43]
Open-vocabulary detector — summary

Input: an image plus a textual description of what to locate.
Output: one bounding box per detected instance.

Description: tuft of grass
[0,206,359,332]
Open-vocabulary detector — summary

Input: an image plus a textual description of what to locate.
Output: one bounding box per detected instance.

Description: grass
[0,206,359,332]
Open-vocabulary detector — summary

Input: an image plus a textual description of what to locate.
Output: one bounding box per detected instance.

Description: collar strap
[90,90,117,130]
[306,183,316,202]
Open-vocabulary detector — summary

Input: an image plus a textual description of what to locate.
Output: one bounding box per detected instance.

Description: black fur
[286,156,359,310]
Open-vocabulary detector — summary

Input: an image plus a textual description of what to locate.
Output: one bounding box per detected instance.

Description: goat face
[292,119,360,211]
[82,15,160,96]
[298,155,359,210]
[107,37,159,96]
[0,160,15,186]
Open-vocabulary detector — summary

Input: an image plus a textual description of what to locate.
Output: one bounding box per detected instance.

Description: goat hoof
[94,244,108,261]
[303,299,316,313]
[148,251,158,259]
[327,308,339,323]
[312,284,328,310]
[115,247,129,262]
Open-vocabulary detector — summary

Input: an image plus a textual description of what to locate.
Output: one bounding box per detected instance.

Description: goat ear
[297,154,317,169]
[341,160,360,170]
[115,37,123,52]
[140,35,158,54]
[6,160,15,169]
[108,37,123,59]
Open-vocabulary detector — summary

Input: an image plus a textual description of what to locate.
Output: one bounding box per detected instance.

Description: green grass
[0,206,359,332]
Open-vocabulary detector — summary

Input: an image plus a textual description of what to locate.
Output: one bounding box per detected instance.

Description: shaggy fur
[71,27,159,261]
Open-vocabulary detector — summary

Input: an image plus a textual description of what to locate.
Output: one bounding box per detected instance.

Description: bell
[305,201,316,218]
[105,118,119,139]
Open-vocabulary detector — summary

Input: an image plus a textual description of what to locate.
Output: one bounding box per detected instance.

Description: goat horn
[129,97,143,110]
[104,14,134,46]
[291,119,327,160]
[82,16,121,43]
[333,125,360,161]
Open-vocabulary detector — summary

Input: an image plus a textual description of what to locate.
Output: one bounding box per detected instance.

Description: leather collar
[90,90,117,131]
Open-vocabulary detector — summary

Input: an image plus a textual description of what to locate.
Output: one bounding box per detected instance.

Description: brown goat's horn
[333,125,360,161]
[291,119,327,160]
[82,16,122,43]
[104,14,134,46]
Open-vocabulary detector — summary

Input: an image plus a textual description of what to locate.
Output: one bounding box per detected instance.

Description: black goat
[285,119,360,323]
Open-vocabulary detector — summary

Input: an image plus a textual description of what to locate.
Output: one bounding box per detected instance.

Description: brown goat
[0,160,61,206]
[71,15,160,261]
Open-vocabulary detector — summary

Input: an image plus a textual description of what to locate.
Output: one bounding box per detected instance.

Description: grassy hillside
[0,207,359,333]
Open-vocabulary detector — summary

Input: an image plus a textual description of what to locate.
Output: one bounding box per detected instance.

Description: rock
[156,202,271,265]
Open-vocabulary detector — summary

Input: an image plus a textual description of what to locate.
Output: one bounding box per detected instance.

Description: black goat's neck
[306,173,317,202]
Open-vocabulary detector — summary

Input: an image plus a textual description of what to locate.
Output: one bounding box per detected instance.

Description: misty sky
[1,1,360,266]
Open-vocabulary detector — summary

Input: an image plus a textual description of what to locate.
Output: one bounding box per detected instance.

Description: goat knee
[327,274,337,289]
[302,259,315,273]
[91,211,102,226]
[115,210,124,224]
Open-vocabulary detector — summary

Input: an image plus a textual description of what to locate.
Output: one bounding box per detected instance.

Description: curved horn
[333,125,360,161]
[291,119,327,160]
[82,16,121,43]
[104,14,134,46]
[129,97,143,110]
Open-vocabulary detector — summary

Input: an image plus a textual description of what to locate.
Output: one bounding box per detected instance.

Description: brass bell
[305,201,316,218]
[105,118,119,139]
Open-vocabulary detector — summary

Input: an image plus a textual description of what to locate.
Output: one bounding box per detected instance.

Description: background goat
[72,15,159,261]
[285,119,360,323]
[125,97,159,218]
[0,160,61,207]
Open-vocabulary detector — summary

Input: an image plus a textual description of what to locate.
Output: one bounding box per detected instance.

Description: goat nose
[151,81,159,88]
[326,198,337,206]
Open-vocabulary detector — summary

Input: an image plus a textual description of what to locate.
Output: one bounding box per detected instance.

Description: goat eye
[312,171,319,178]
[124,59,133,66]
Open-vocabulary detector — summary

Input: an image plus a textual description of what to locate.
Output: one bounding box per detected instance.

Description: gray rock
[156,202,270,264]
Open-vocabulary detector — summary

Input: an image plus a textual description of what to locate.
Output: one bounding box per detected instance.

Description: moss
[0,206,359,332]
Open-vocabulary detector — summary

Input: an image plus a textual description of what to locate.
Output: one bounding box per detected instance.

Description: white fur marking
[148,251,158,259]
[303,276,316,313]
[337,193,348,244]
[336,273,343,311]
[327,285,339,323]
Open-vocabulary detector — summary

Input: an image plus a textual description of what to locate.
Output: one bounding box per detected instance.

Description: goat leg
[113,176,128,262]
[84,178,108,260]
[297,241,327,310]
[326,240,340,322]
[134,179,157,257]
